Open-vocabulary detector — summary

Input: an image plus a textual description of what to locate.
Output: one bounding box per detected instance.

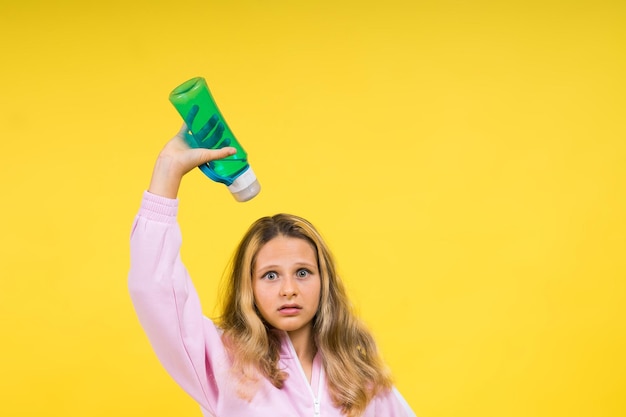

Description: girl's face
[252,236,321,338]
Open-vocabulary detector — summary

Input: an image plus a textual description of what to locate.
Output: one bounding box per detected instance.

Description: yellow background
[1,0,624,416]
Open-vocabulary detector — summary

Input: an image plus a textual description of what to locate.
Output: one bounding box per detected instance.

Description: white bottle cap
[228,166,261,202]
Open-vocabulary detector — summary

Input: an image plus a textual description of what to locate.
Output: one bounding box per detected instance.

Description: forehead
[255,236,317,266]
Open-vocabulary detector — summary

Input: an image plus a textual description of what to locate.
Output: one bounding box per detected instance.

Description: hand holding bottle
[169,77,260,202]
[148,124,237,199]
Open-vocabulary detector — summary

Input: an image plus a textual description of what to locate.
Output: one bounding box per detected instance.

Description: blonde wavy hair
[216,213,393,417]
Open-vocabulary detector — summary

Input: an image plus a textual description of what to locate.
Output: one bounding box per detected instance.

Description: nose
[280,277,297,297]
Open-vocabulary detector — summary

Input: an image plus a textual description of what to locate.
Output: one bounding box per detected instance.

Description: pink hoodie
[128,191,417,417]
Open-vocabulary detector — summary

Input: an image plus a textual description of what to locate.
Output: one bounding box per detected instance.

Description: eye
[262,271,278,281]
[296,269,310,278]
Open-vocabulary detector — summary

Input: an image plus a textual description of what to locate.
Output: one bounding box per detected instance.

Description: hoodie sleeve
[127,191,224,415]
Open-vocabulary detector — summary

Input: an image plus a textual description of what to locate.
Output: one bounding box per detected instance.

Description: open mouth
[278,304,302,314]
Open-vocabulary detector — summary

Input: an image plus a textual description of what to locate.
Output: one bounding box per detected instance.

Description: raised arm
[128,125,236,412]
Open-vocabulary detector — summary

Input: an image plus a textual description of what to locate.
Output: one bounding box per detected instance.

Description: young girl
[128,126,417,417]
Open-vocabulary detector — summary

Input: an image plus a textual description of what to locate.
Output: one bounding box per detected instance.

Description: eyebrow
[254,261,318,272]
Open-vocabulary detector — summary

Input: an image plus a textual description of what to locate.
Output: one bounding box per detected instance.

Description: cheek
[252,280,262,301]
[252,285,271,311]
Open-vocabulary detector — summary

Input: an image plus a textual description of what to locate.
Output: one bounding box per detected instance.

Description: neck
[287,324,317,363]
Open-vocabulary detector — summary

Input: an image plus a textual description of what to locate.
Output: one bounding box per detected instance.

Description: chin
[273,324,300,332]
[270,320,308,333]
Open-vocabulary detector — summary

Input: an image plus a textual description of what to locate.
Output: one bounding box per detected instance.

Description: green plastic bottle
[169,77,260,202]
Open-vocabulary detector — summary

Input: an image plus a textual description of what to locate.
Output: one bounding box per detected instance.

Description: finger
[197,114,220,141]
[207,122,225,147]
[192,146,237,166]
[209,146,237,160]
[184,104,199,127]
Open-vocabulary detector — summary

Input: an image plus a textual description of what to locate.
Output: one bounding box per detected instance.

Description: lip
[278,304,302,315]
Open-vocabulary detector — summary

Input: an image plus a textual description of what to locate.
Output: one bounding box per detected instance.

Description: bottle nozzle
[227,167,261,202]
